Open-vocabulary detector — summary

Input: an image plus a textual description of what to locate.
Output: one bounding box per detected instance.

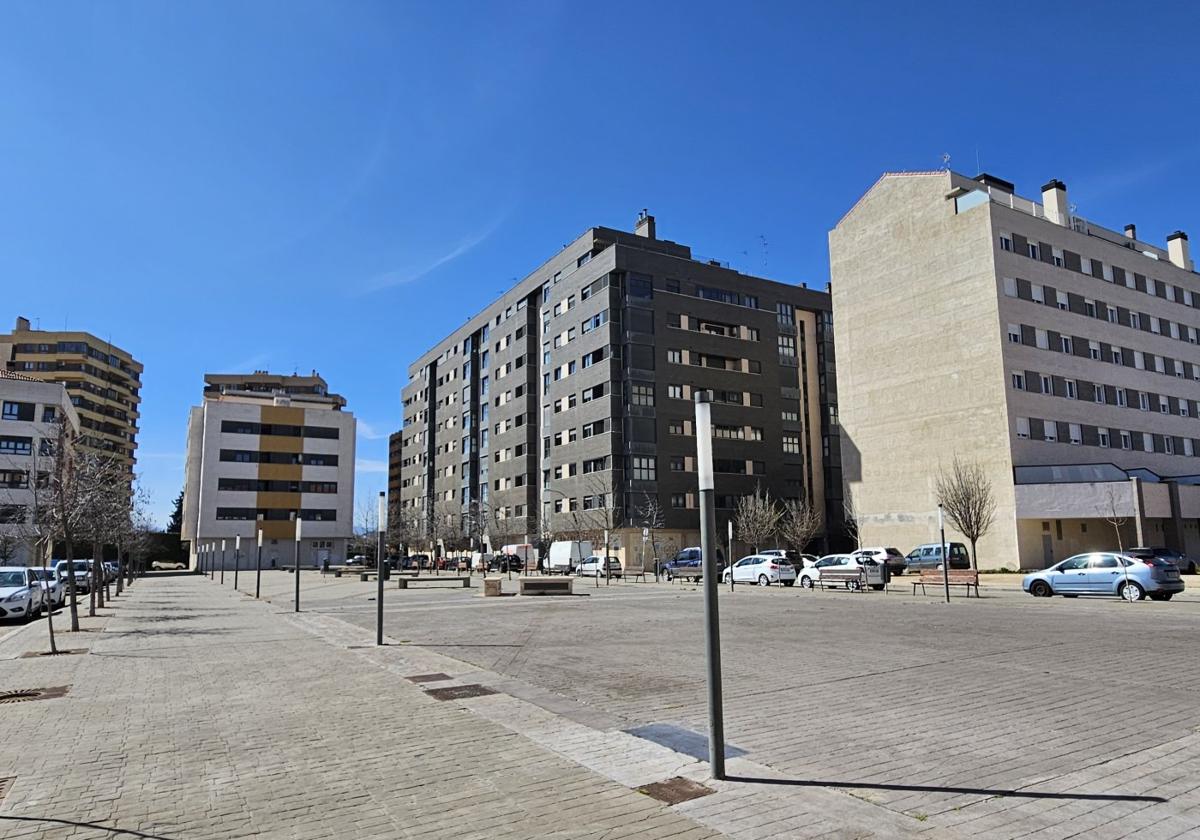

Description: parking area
[247,568,1200,837]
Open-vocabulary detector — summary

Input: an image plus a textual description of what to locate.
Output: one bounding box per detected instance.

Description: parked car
[1023,552,1185,602]
[29,567,64,608]
[671,546,727,566]
[854,546,907,575]
[151,560,187,571]
[577,556,622,578]
[721,554,798,586]
[1125,546,1196,575]
[759,549,818,574]
[904,542,971,571]
[488,553,526,573]
[103,561,118,583]
[799,554,885,590]
[53,559,91,593]
[661,555,702,581]
[403,554,431,570]
[0,567,45,622]
[346,555,370,567]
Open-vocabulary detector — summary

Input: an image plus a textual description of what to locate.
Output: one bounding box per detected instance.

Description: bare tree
[351,500,380,562]
[934,456,997,571]
[734,485,781,553]
[843,489,863,551]
[779,496,821,555]
[387,503,423,563]
[1103,484,1135,599]
[636,493,667,573]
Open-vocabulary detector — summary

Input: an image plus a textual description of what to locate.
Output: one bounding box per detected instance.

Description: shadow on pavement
[0,815,178,839]
[725,774,1168,803]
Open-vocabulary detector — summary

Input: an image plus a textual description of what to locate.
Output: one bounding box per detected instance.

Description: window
[778,335,797,358]
[1031,284,1045,303]
[1130,312,1141,330]
[631,456,656,481]
[1085,300,1096,318]
[667,349,682,364]
[2,402,20,420]
[1187,439,1196,457]
[1116,388,1127,407]
[782,434,801,454]
[1089,341,1100,360]
[1107,305,1118,324]
[1166,436,1176,455]
[1095,386,1106,405]
[1120,431,1132,450]
[1160,396,1170,415]
[1099,429,1110,448]
[777,301,795,326]
[1065,379,1077,400]
[630,383,654,406]
[1052,248,1064,268]
[665,278,680,293]
[1002,277,1017,297]
[1040,375,1052,394]
[1139,392,1150,411]
[1027,242,1039,260]
[1007,324,1021,344]
[1080,257,1092,275]
[670,456,685,471]
[1143,433,1154,453]
[1016,417,1030,439]
[1035,329,1049,350]
[1044,423,1057,443]
[667,384,684,399]
[1183,402,1191,418]
[628,274,653,298]
[1056,290,1068,311]
[668,420,686,435]
[581,311,608,334]
[1068,423,1082,445]
[1150,316,1161,335]
[999,233,1013,251]
[1060,336,1073,354]
[1112,349,1123,366]
[41,406,57,423]
[671,493,686,509]
[580,384,605,403]
[1011,372,1025,391]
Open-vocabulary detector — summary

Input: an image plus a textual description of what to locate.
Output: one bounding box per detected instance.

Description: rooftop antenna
[759,235,768,271]
[975,145,980,173]
[941,153,951,171]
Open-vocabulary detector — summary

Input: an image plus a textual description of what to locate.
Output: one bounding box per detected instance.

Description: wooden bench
[396,575,470,589]
[664,567,704,583]
[912,569,980,597]
[518,576,573,596]
[818,568,869,592]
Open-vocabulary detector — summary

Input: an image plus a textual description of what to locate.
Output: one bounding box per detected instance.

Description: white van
[548,541,591,574]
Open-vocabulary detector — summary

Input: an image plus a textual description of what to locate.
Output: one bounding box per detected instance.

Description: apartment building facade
[0,371,79,565]
[181,372,355,569]
[0,316,142,481]
[832,169,1200,569]
[392,214,840,564]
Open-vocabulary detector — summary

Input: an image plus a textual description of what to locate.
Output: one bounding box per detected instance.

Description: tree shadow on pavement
[725,775,1167,803]
[0,816,178,839]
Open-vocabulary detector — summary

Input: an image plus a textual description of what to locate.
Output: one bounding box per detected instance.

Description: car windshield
[0,571,26,587]
[30,569,51,580]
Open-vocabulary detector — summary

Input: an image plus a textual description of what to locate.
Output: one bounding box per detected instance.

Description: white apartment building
[181,372,355,569]
[0,371,79,565]
[832,170,1200,570]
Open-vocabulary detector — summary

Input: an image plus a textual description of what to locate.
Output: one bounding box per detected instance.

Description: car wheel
[665,573,673,582]
[1029,580,1052,598]
[846,580,861,591]
[800,576,813,589]
[1160,592,1174,601]
[1119,581,1144,602]
[1188,563,1197,575]
[870,584,884,591]
[757,574,769,587]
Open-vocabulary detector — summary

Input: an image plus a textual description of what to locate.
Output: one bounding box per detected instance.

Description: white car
[853,546,907,575]
[798,554,885,590]
[29,568,64,608]
[721,554,798,587]
[576,556,622,578]
[0,567,46,622]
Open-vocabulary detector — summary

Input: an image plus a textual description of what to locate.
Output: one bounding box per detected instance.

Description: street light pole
[694,390,725,780]
[294,515,302,612]
[254,525,263,599]
[220,540,225,585]
[234,534,241,591]
[377,491,386,646]
[938,504,950,604]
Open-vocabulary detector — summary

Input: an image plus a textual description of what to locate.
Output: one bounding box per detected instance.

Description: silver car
[1023,552,1184,602]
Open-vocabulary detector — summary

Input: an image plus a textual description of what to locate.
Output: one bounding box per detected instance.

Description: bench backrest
[918,569,979,583]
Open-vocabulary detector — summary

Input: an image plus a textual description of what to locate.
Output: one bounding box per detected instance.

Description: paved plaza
[1,571,1198,839]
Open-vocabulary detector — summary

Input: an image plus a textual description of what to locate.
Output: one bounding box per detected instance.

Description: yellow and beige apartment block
[181,372,355,569]
[832,169,1200,570]
[0,316,142,482]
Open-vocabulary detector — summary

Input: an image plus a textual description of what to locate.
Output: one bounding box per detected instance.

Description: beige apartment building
[181,372,356,569]
[832,169,1200,570]
[0,317,142,483]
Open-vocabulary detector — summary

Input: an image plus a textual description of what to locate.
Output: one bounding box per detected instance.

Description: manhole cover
[0,777,11,806]
[425,684,496,701]
[19,649,87,658]
[638,776,715,805]
[0,686,70,704]
[407,673,451,683]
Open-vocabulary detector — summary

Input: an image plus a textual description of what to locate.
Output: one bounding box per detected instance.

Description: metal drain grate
[407,673,451,684]
[0,686,70,704]
[19,649,87,658]
[0,777,11,806]
[638,776,715,806]
[425,684,496,701]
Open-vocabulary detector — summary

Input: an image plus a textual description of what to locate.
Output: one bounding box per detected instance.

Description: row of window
[663,383,765,407]
[218,450,339,466]
[2,401,58,424]
[1007,322,1200,385]
[999,231,1200,316]
[13,342,139,379]
[1015,416,1200,456]
[665,349,763,374]
[220,421,340,439]
[1011,368,1200,418]
[214,508,338,521]
[216,479,339,493]
[549,382,608,414]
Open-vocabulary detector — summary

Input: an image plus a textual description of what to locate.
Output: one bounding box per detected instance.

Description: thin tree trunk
[43,543,57,654]
[65,537,79,632]
[91,543,101,614]
[970,538,978,572]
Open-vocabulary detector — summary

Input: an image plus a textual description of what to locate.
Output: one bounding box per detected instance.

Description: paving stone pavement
[0,574,951,840]
[248,569,1200,840]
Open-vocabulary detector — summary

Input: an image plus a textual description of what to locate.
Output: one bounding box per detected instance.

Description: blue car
[1023,552,1185,602]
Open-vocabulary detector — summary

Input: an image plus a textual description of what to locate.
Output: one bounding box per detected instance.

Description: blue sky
[3,1,1198,525]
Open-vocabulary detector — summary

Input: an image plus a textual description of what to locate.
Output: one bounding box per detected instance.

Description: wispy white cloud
[358,212,509,295]
[355,458,388,474]
[356,419,387,441]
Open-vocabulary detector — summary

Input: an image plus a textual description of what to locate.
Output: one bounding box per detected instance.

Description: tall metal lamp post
[376,491,387,646]
[938,504,950,604]
[694,390,726,780]
[220,540,226,585]
[254,515,264,599]
[294,514,302,612]
[234,534,241,591]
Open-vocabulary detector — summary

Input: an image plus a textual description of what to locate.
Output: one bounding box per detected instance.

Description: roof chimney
[634,209,656,239]
[1124,223,1137,240]
[1168,231,1192,271]
[15,316,30,332]
[1041,179,1069,226]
